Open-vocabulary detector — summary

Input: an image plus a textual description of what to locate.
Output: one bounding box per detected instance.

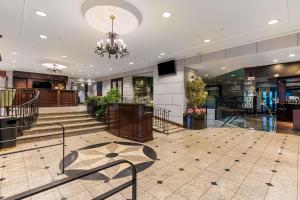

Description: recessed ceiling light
[90,65,94,67]
[39,35,47,39]
[129,62,134,65]
[160,53,165,56]
[11,52,17,55]
[289,54,295,57]
[273,59,278,62]
[274,74,279,77]
[268,19,279,25]
[158,56,162,58]
[61,55,67,58]
[35,10,47,17]
[221,67,226,70]
[162,12,172,18]
[87,74,90,77]
[109,68,113,71]
[204,39,211,43]
[204,74,209,77]
[71,72,74,75]
[11,60,16,63]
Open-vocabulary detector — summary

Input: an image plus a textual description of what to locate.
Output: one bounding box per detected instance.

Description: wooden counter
[277,103,300,121]
[107,103,153,142]
[38,89,78,107]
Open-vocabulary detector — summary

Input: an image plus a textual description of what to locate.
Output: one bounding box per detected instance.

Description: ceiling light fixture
[204,39,211,43]
[90,65,94,67]
[274,74,279,77]
[109,68,113,71]
[204,74,209,77]
[11,60,16,63]
[11,52,17,55]
[39,35,47,39]
[273,59,278,62]
[61,55,67,58]
[289,54,295,57]
[42,63,67,73]
[129,62,134,65]
[268,19,279,25]
[160,53,165,56]
[95,15,129,59]
[221,67,226,70]
[35,10,47,17]
[162,12,172,18]
[231,74,236,77]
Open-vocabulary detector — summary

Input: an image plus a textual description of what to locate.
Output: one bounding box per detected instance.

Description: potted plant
[85,88,121,121]
[184,77,208,129]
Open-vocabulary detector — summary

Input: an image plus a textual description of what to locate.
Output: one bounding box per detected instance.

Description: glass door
[111,78,123,97]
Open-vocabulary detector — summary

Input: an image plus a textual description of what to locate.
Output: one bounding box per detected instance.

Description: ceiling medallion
[42,63,67,73]
[95,15,129,59]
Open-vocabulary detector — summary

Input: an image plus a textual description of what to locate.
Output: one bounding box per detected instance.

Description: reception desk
[38,89,78,107]
[107,103,153,142]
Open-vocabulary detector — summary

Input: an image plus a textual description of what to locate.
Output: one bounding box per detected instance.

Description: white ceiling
[1,0,300,79]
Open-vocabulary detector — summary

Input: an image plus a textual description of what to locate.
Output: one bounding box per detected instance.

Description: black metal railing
[0,122,66,174]
[220,108,244,127]
[152,106,171,134]
[0,88,40,132]
[4,159,137,200]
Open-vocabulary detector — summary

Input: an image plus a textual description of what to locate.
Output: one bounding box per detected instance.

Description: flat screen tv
[158,60,176,76]
[32,81,52,89]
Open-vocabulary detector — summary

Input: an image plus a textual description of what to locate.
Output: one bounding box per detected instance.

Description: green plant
[85,96,102,105]
[94,88,121,119]
[185,77,207,108]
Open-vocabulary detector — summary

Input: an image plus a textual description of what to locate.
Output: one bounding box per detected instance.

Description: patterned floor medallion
[60,142,157,180]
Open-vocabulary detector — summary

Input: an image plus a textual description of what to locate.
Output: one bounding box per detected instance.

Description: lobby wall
[153,60,185,124]
[96,64,187,124]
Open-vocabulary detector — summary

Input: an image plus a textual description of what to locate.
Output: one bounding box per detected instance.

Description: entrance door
[111,78,123,97]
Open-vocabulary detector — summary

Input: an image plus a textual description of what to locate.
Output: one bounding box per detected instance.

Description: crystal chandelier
[95,15,129,59]
[42,63,66,73]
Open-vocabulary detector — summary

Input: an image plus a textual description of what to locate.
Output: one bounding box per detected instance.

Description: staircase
[153,121,185,134]
[18,111,106,143]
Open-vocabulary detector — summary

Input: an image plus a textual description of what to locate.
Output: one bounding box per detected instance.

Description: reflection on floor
[0,128,299,199]
[230,114,300,135]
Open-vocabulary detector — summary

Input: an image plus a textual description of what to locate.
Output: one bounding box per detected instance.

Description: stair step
[36,117,97,126]
[37,114,92,121]
[17,125,107,143]
[23,121,105,135]
[38,111,88,117]
[169,127,186,133]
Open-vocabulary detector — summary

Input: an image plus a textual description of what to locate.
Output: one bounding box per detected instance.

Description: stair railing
[0,122,66,174]
[4,159,137,200]
[0,88,40,132]
[152,106,171,134]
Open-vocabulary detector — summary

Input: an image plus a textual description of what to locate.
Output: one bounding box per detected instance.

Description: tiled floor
[0,128,299,200]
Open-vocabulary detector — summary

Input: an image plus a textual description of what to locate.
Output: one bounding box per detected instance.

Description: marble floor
[0,128,299,200]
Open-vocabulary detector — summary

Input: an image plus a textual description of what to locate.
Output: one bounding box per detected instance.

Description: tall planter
[183,115,206,130]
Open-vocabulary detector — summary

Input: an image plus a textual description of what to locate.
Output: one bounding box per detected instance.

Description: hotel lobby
[1,0,300,199]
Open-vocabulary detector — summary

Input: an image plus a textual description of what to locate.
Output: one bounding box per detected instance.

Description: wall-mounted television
[158,60,176,76]
[32,81,52,89]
